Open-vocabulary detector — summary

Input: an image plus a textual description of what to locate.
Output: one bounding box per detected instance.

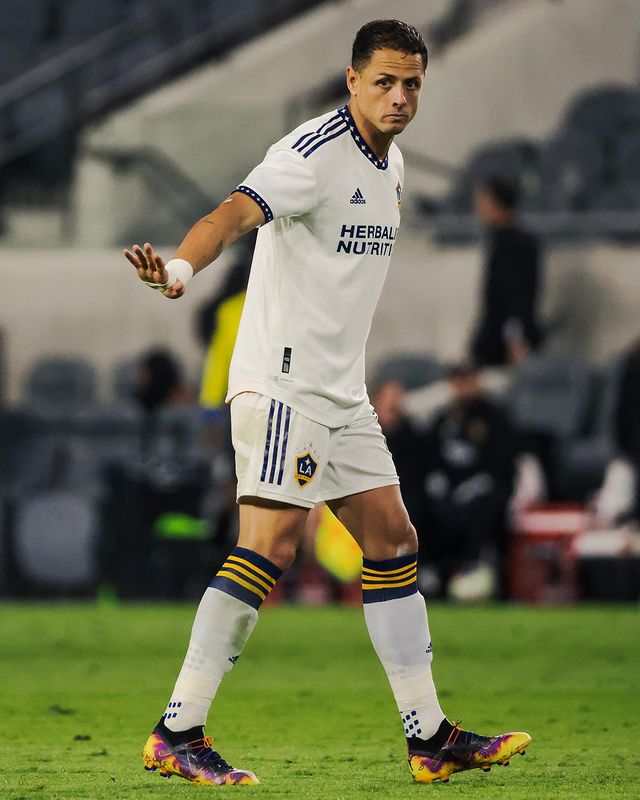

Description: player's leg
[328,484,530,783]
[326,485,449,742]
[143,392,324,785]
[163,500,308,732]
[319,411,447,743]
[143,499,309,785]
[320,410,531,784]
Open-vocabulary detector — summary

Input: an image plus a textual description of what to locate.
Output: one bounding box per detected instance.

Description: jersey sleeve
[234,147,318,224]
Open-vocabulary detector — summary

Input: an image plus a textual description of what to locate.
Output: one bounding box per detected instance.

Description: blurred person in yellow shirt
[196,236,255,429]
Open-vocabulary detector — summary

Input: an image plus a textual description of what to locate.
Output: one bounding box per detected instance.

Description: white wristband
[145,258,193,292]
[165,258,193,287]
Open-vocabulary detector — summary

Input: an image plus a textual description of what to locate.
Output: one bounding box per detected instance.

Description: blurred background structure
[1,0,640,603]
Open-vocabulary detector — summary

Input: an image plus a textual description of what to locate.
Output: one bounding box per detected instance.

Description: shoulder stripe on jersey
[233,185,274,224]
[298,119,345,156]
[291,112,341,151]
[300,122,348,158]
[295,116,347,156]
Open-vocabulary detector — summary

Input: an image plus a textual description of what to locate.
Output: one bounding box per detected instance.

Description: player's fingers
[123,249,142,268]
[143,242,157,269]
[153,253,168,282]
[133,244,149,271]
[129,245,163,284]
[151,270,168,285]
[128,245,148,270]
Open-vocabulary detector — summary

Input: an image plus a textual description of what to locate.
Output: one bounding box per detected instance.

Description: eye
[377,78,391,87]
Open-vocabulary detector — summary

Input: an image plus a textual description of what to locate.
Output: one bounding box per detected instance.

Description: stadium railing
[0,0,327,182]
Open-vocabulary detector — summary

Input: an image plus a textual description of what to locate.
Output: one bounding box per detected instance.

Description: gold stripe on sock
[362,566,417,582]
[227,555,277,586]
[362,561,417,577]
[217,570,268,600]
[220,561,273,593]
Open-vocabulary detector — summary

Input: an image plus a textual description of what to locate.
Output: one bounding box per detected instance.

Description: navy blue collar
[338,104,389,170]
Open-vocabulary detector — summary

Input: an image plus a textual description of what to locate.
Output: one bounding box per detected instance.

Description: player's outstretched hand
[123,242,186,299]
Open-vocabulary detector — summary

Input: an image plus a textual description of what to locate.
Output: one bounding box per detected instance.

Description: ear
[346,65,359,98]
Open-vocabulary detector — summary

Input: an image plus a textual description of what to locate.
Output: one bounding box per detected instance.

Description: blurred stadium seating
[373,353,447,391]
[0,0,327,220]
[424,84,640,242]
[0,343,633,600]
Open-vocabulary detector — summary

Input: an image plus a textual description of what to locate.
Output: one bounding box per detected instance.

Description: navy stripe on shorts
[260,400,292,487]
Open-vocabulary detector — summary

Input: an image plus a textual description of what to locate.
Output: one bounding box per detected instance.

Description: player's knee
[266,538,299,571]
[381,503,418,547]
[235,530,300,572]
[397,520,419,554]
[386,518,418,555]
[369,518,418,560]
[238,501,306,571]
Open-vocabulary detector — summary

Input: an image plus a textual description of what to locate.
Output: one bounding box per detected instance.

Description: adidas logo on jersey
[350,187,366,204]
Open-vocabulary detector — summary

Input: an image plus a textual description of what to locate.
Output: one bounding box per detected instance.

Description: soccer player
[124,19,531,786]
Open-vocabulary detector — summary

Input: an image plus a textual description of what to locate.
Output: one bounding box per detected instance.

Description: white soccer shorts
[230,392,399,508]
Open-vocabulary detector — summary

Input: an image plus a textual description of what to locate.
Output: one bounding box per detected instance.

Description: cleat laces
[179,736,233,775]
[432,720,493,768]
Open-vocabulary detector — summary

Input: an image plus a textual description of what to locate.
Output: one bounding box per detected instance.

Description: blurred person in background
[134,348,191,415]
[195,240,254,552]
[195,233,256,349]
[370,378,425,531]
[0,327,5,404]
[593,340,640,525]
[470,176,543,367]
[420,362,517,601]
[402,176,541,430]
[196,235,255,439]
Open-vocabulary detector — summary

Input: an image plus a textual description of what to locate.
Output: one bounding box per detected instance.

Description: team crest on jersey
[295,445,319,488]
[396,181,403,209]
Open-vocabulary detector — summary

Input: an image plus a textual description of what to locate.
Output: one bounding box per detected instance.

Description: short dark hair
[480,176,519,211]
[352,19,428,73]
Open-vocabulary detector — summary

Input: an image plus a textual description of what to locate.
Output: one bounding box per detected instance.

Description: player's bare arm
[122,191,264,299]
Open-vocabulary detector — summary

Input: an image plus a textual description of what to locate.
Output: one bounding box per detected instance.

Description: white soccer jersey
[226,104,404,427]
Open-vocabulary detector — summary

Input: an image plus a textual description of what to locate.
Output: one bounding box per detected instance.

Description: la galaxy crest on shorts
[295,444,319,488]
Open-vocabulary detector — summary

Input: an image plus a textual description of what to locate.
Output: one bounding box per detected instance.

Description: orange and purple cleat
[142,721,259,786]
[408,719,531,784]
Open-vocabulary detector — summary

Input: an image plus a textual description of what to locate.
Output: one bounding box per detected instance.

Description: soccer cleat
[142,724,259,785]
[408,721,531,784]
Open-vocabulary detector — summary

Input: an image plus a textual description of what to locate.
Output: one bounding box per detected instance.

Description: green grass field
[1,602,639,799]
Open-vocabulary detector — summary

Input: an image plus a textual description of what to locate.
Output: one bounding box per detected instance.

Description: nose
[390,84,407,108]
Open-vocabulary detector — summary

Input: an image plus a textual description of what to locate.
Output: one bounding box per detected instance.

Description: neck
[348,101,393,161]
